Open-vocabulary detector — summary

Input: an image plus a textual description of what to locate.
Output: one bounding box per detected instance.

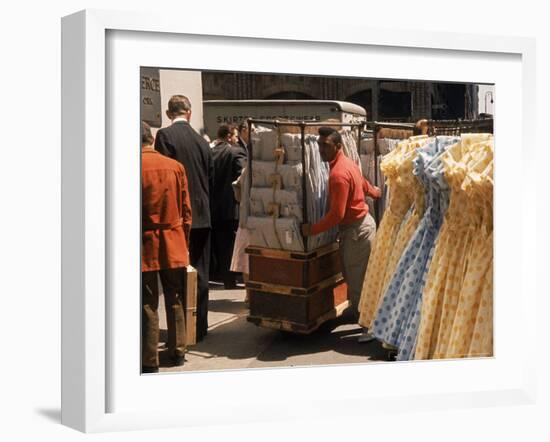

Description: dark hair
[217,124,235,140]
[318,126,342,145]
[141,121,154,146]
[413,119,428,135]
[238,120,249,132]
[167,95,192,116]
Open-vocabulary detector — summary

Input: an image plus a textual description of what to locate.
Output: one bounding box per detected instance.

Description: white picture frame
[61,9,537,433]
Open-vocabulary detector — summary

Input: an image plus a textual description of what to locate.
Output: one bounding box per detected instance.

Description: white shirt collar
[172,116,189,124]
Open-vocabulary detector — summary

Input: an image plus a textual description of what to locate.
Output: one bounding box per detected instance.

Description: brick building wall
[202,72,478,121]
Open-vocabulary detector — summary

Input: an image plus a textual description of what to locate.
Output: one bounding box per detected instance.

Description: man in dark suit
[236,120,249,153]
[210,124,247,289]
[155,95,214,342]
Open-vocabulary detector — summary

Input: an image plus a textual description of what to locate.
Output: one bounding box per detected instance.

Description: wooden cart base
[245,243,348,335]
[247,300,349,334]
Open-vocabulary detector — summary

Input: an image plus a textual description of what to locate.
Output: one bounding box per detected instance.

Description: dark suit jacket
[237,137,247,152]
[155,121,214,229]
[210,141,247,223]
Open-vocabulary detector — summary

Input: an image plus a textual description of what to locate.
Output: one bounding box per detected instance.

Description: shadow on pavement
[255,315,391,363]
[157,293,394,369]
[180,315,278,363]
[208,298,247,315]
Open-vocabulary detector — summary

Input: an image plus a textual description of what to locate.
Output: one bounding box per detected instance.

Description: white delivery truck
[203,100,367,139]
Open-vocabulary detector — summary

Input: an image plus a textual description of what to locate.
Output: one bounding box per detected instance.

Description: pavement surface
[157,284,392,373]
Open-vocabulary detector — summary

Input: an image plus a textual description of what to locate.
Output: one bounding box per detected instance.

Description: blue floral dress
[371,136,459,360]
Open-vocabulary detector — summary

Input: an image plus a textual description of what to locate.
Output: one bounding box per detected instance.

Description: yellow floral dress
[445,151,494,358]
[415,136,493,359]
[414,142,471,359]
[358,136,428,329]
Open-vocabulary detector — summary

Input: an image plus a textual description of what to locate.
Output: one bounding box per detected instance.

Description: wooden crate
[245,243,349,334]
[185,266,197,345]
[247,279,348,334]
[246,242,342,289]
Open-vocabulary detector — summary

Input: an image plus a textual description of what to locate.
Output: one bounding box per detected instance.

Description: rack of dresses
[360,119,493,226]
[357,134,431,336]
[414,134,494,359]
[359,132,494,360]
[370,135,461,360]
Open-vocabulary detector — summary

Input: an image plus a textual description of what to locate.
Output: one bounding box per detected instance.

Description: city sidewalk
[157,285,391,373]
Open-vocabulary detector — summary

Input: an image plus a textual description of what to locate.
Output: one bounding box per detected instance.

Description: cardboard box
[185,266,197,345]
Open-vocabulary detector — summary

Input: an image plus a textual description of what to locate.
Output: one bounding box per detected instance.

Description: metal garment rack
[427,118,494,136]
[246,118,363,253]
[367,119,494,223]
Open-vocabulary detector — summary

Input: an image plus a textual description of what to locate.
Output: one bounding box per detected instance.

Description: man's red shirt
[310,149,380,235]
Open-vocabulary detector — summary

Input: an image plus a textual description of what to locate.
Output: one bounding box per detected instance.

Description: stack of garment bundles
[279,132,303,163]
[251,161,302,189]
[247,216,305,252]
[247,125,355,252]
[250,126,279,161]
[371,136,460,361]
[358,135,430,331]
[250,187,302,221]
[415,134,494,359]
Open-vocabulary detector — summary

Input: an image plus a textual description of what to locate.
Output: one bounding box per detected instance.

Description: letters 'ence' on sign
[140,67,162,128]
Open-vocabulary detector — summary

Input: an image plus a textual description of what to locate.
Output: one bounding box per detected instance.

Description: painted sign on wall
[141,67,162,128]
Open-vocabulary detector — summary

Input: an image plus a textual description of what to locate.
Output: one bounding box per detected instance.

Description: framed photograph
[61,9,537,433]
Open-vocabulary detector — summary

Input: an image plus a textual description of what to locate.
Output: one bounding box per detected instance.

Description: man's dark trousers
[212,219,238,288]
[190,228,211,341]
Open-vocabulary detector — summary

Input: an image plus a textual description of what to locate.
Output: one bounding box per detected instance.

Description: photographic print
[140,67,494,374]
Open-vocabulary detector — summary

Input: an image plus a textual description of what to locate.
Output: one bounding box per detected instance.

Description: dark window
[379,90,412,120]
[431,84,466,119]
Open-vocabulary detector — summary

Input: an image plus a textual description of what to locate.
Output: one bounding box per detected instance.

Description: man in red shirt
[141,122,192,373]
[301,127,380,317]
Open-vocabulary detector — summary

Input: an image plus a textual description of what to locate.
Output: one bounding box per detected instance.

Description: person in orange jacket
[141,121,192,373]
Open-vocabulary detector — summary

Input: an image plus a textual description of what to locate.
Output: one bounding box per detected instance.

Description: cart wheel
[386,350,397,362]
